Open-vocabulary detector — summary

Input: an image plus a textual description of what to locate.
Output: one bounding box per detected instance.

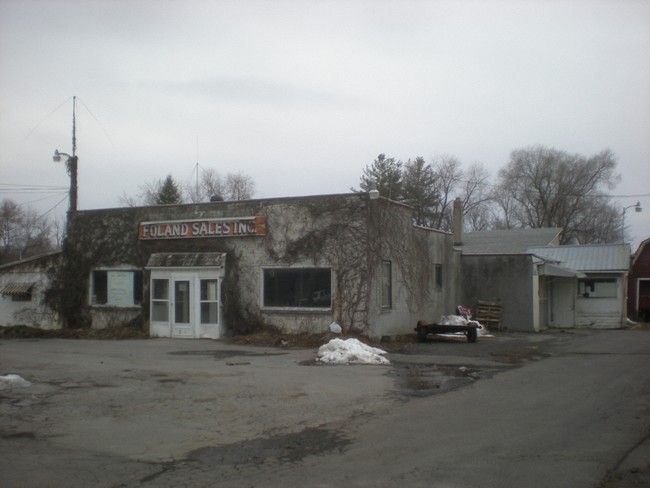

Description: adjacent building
[460,229,631,331]
[529,244,631,329]
[459,228,562,332]
[627,238,650,322]
[0,251,62,328]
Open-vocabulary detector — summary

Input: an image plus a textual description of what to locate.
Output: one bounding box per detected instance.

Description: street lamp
[622,201,642,243]
[53,149,78,213]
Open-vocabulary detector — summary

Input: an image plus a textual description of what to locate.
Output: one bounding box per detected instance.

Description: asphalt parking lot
[1,329,649,487]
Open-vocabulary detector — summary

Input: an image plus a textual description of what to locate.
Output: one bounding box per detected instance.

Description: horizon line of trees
[355,145,623,245]
[0,144,634,264]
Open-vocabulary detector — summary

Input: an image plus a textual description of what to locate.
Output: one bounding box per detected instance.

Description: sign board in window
[92,270,142,306]
[107,271,135,307]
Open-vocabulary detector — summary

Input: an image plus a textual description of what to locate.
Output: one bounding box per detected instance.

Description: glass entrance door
[172,279,193,338]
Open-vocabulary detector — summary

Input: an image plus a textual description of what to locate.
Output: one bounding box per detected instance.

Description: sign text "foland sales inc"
[139,216,267,240]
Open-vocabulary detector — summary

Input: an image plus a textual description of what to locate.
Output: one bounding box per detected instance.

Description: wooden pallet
[476,300,502,330]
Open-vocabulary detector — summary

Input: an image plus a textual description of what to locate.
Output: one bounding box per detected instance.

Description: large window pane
[263,268,331,308]
[174,281,190,323]
[151,279,169,322]
[578,278,617,298]
[92,270,142,306]
[200,279,219,324]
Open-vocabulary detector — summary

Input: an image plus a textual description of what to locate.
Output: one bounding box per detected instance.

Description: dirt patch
[390,362,505,397]
[140,427,351,485]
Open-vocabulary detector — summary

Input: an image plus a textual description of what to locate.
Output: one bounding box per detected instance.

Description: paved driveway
[1,330,649,487]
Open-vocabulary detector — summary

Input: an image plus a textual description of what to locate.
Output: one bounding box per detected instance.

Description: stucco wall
[60,194,458,338]
[461,254,536,332]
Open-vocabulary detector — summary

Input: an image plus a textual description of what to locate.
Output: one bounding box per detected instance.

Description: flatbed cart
[415,319,479,343]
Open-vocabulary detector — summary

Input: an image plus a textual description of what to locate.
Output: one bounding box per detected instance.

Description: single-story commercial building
[50,193,461,339]
[0,251,62,328]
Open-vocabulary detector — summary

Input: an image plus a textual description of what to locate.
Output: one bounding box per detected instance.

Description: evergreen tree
[358,154,403,200]
[156,174,183,205]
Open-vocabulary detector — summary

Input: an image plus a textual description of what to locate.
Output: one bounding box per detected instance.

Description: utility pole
[53,95,79,213]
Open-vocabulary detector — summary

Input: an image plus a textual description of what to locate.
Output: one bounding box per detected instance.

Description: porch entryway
[146,253,225,339]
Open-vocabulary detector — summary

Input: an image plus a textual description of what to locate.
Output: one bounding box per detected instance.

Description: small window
[263,268,331,308]
[435,264,443,290]
[12,292,32,302]
[91,270,143,306]
[578,278,617,298]
[381,260,392,308]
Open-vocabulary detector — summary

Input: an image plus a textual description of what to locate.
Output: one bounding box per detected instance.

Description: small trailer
[415,319,479,343]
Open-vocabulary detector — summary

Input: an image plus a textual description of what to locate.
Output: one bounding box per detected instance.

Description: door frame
[149,268,223,339]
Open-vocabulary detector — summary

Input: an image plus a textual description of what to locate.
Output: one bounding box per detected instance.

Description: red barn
[628,237,650,322]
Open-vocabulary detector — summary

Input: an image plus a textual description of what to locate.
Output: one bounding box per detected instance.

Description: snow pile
[0,374,31,390]
[317,338,390,365]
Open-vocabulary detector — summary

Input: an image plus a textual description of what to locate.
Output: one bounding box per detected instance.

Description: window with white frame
[200,279,219,324]
[91,270,143,306]
[150,279,169,321]
[263,268,331,308]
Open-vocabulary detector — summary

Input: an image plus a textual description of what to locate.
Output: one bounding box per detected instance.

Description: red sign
[139,216,267,240]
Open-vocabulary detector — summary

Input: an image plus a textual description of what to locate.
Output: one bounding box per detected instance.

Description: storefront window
[200,279,219,324]
[151,279,169,321]
[91,270,142,306]
[263,268,331,308]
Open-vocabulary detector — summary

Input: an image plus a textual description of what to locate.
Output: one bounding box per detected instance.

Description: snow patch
[0,374,31,390]
[317,338,390,365]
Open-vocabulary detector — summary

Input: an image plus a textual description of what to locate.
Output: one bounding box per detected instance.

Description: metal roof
[528,244,631,272]
[461,228,562,255]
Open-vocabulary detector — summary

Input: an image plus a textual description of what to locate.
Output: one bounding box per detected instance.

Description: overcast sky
[1,0,648,249]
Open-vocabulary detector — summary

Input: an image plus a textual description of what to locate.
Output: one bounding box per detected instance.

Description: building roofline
[74,192,406,214]
[0,250,62,271]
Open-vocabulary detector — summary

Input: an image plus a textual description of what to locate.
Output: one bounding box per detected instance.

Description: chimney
[453,197,463,246]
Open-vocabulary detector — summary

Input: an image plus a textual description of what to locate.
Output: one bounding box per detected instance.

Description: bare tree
[495,145,621,244]
[430,155,463,230]
[225,171,255,200]
[458,163,493,231]
[0,199,54,263]
[118,178,164,207]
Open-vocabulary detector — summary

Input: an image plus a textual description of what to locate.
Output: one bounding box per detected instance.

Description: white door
[551,280,575,328]
[172,278,194,338]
